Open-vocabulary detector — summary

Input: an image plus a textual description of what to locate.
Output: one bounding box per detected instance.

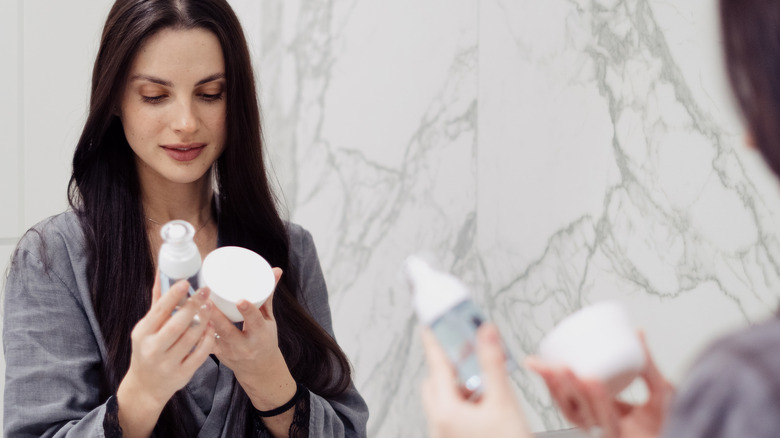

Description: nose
[170,99,198,134]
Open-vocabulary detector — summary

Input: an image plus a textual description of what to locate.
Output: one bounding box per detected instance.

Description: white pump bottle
[405,256,491,397]
[158,220,202,304]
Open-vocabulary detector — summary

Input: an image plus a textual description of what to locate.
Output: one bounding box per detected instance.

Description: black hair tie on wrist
[254,382,306,418]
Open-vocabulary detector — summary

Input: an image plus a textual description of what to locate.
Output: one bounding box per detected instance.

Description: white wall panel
[0,1,21,238]
[476,0,780,431]
[0,243,14,431]
[22,1,113,230]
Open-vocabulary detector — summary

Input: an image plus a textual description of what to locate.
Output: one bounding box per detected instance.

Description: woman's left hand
[210,268,283,370]
[209,268,297,408]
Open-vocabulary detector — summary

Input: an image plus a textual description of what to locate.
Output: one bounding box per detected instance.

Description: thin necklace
[145,216,212,234]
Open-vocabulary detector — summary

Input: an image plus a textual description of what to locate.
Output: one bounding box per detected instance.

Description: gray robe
[662,315,780,438]
[3,211,368,437]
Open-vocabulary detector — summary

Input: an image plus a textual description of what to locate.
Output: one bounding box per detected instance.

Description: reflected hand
[421,323,531,438]
[526,333,674,438]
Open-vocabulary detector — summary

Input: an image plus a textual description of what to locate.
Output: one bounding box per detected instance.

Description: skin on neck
[137,155,215,227]
[136,155,219,267]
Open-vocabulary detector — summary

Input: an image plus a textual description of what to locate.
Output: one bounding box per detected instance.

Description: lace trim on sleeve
[251,387,311,438]
[251,415,272,438]
[288,387,310,438]
[103,395,124,438]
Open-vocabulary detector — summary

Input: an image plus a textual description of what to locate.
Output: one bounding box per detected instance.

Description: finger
[272,267,283,288]
[182,321,216,372]
[157,287,212,351]
[474,324,514,402]
[151,271,162,305]
[637,331,665,389]
[613,400,634,417]
[168,300,214,358]
[525,355,573,382]
[554,368,597,429]
[209,304,243,342]
[420,378,445,425]
[525,358,579,422]
[635,331,674,411]
[583,380,621,438]
[421,378,447,438]
[524,355,547,374]
[421,327,460,399]
[258,290,275,321]
[420,377,435,413]
[238,298,267,333]
[136,279,190,335]
[259,268,281,322]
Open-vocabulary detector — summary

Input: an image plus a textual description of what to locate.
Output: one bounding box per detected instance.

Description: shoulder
[691,317,780,380]
[286,222,314,249]
[10,211,87,284]
[286,222,318,265]
[14,211,85,259]
[283,222,333,327]
[664,317,780,437]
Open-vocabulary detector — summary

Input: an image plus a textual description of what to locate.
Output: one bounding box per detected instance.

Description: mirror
[6,1,778,436]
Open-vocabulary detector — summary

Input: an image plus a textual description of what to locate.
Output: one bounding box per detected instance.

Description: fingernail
[238,301,249,311]
[200,302,211,311]
[173,281,188,295]
[199,288,210,299]
[482,325,500,343]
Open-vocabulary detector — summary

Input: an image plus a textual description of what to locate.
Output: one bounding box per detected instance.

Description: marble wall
[232,0,780,435]
[6,0,780,436]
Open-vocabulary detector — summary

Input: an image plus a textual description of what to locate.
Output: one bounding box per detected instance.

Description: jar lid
[201,246,275,304]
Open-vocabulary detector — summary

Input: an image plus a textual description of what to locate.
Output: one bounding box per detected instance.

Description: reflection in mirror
[242,0,780,435]
[6,0,780,436]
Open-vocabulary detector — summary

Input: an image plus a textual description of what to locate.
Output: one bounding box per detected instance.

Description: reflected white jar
[538,301,646,394]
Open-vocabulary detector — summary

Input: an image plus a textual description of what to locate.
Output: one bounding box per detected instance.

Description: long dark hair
[68,0,351,435]
[720,0,780,177]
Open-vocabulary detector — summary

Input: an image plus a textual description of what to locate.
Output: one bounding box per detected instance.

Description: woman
[423,0,780,437]
[3,1,368,437]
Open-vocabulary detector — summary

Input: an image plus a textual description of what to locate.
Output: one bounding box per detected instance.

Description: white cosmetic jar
[201,246,275,322]
[537,301,646,395]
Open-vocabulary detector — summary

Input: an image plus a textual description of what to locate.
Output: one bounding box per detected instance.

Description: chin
[160,166,213,186]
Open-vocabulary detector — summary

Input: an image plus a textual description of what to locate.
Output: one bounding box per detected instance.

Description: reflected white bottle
[159,220,202,307]
[405,256,502,398]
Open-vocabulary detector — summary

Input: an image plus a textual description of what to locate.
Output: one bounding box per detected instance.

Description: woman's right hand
[525,333,674,438]
[116,276,216,438]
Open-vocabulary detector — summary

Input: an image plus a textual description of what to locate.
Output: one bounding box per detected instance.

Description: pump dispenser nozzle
[405,256,470,325]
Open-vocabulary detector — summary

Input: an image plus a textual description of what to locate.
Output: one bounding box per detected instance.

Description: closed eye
[141,95,166,104]
[201,92,224,102]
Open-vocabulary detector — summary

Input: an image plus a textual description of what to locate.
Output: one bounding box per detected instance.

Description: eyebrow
[129,72,226,87]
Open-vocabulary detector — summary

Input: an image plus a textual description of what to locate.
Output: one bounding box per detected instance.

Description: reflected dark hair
[720,0,780,177]
[68,0,351,435]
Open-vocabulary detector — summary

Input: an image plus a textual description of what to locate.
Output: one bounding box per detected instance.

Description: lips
[161,144,207,162]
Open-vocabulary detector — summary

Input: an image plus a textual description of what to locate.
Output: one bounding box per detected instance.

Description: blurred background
[4,0,780,435]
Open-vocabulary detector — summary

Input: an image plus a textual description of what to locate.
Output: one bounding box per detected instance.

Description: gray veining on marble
[233,0,780,435]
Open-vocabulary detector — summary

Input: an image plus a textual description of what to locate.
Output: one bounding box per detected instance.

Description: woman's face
[120,27,227,186]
